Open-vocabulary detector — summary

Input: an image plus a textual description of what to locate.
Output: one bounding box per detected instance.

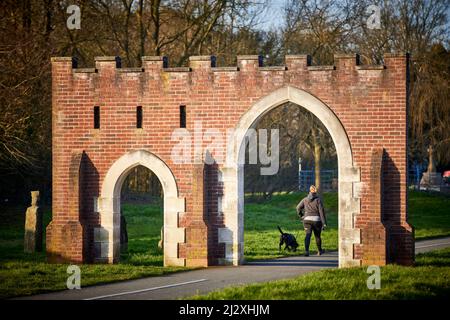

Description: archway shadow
[383,150,414,265]
[80,152,99,263]
[246,253,338,267]
[246,260,338,267]
[204,151,225,265]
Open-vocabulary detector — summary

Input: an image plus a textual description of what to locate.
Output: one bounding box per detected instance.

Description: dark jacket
[296,192,327,225]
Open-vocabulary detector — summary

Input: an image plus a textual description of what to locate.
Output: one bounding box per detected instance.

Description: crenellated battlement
[51,53,408,102]
[51,53,406,76]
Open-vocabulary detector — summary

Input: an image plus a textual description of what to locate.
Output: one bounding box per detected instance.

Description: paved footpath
[19,237,450,300]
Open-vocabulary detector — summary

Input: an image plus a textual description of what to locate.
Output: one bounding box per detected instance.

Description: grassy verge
[191,247,450,300]
[120,203,166,266]
[244,192,338,261]
[244,190,450,261]
[0,202,189,299]
[408,190,450,239]
[0,190,449,299]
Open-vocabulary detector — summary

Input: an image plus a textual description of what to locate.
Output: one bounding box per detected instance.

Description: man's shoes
[304,251,310,257]
[317,250,325,256]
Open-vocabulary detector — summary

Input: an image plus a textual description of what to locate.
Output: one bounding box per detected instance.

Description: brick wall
[49,53,414,266]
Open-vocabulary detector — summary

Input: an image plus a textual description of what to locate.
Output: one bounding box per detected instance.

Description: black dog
[277,226,299,252]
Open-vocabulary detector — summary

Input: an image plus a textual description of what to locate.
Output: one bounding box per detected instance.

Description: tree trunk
[22,0,32,32]
[138,0,146,58]
[312,127,321,192]
[150,0,161,56]
[44,0,53,40]
[427,144,436,173]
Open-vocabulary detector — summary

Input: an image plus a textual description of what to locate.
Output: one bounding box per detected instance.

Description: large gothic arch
[221,86,360,267]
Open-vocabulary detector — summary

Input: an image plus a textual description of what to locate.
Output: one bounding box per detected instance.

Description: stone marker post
[420,144,443,189]
[24,191,43,253]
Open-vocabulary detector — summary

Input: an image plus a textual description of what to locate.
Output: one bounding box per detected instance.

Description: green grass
[244,192,338,261]
[191,247,450,300]
[408,190,450,239]
[244,190,450,261]
[0,190,449,299]
[120,203,166,266]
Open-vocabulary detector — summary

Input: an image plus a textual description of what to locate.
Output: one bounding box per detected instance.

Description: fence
[408,167,424,191]
[299,167,447,193]
[299,169,338,192]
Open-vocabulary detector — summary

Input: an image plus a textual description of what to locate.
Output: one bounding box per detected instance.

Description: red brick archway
[47,54,414,267]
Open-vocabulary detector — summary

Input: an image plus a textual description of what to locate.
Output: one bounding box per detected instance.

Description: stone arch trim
[220,86,361,267]
[96,150,186,266]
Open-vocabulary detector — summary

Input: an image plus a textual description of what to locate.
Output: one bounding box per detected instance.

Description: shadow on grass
[416,249,450,267]
[1,191,450,299]
[246,260,338,267]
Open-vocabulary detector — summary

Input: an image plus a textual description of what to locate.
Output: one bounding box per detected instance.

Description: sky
[259,0,288,31]
[260,0,450,37]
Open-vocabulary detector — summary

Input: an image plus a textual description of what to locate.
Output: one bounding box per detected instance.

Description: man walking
[296,185,327,256]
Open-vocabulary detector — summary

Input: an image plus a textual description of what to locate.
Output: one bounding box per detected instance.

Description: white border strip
[84,279,208,300]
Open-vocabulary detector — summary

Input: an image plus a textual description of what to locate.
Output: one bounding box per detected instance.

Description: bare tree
[281,0,450,170]
[245,103,336,198]
[410,44,450,167]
